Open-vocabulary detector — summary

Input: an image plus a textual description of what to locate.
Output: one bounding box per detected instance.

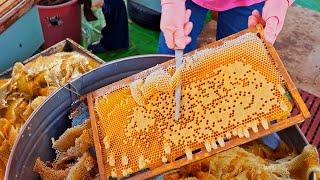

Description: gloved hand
[248,0,294,44]
[160,0,193,49]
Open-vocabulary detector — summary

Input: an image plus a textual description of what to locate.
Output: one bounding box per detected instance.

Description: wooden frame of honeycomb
[86,25,310,180]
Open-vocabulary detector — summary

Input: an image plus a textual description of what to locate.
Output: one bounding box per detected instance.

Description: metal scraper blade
[175,50,183,121]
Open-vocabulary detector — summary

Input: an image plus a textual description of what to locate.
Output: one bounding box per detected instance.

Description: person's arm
[160,0,193,49]
[248,0,294,44]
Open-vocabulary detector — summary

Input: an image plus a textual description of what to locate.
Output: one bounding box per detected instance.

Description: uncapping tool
[175,49,183,121]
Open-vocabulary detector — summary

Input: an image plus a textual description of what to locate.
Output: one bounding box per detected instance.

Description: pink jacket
[192,0,265,11]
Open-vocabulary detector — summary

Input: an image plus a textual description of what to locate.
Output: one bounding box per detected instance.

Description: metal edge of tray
[0,38,105,79]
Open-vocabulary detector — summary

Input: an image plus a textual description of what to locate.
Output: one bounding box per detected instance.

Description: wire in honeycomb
[91,31,299,179]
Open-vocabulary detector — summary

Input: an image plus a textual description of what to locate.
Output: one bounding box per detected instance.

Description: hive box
[0,6,44,73]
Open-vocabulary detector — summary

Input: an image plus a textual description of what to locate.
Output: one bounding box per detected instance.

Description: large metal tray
[4,55,315,179]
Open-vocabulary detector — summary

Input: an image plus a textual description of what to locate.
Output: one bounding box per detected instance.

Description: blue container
[0,6,44,73]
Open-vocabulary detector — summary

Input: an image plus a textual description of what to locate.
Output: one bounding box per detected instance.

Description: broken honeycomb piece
[130,79,145,106]
[66,153,95,180]
[38,86,57,97]
[16,70,41,98]
[30,96,47,110]
[286,145,320,180]
[21,105,34,121]
[0,159,5,180]
[0,140,11,164]
[93,32,293,178]
[164,143,320,180]
[33,72,47,87]
[52,121,89,152]
[169,66,183,89]
[141,69,172,98]
[52,152,76,170]
[4,98,24,124]
[0,118,10,133]
[0,79,11,109]
[6,126,18,147]
[0,132,4,145]
[33,158,69,180]
[67,129,93,157]
[14,100,29,123]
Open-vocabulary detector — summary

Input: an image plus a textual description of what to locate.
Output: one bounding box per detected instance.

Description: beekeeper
[158,0,293,54]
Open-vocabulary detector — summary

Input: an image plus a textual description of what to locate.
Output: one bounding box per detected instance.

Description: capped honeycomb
[92,32,294,179]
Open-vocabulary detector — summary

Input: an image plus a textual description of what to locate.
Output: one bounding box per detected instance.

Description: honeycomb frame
[87,26,310,180]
